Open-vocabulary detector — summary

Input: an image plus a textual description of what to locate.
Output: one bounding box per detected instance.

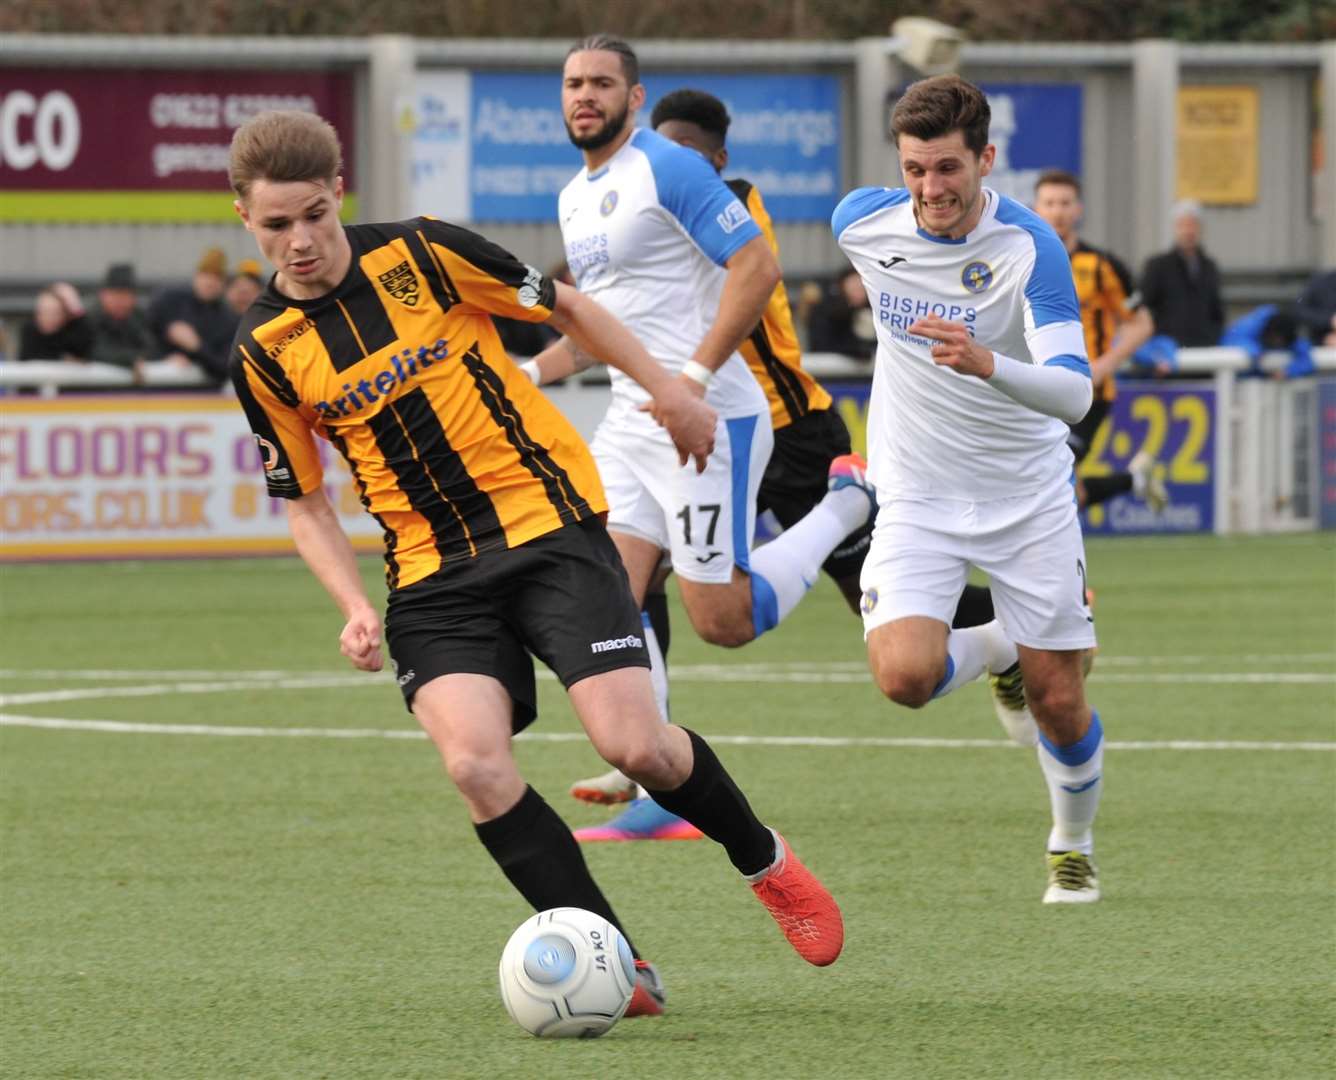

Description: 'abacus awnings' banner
[412,70,843,224]
[977,83,1083,205]
[0,68,356,222]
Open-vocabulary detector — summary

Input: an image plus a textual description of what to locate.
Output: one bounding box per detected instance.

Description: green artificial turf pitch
[2,533,1333,1079]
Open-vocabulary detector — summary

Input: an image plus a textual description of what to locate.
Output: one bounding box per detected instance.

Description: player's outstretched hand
[340,606,384,672]
[640,376,717,473]
[909,315,996,379]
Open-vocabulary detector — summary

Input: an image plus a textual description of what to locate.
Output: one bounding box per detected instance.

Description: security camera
[890,16,965,76]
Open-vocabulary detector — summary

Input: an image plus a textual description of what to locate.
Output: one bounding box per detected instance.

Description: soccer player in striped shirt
[226,110,845,1018]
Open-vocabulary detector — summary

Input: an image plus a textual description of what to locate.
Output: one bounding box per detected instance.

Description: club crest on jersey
[600,190,618,217]
[961,261,993,294]
[377,260,421,307]
[860,588,878,616]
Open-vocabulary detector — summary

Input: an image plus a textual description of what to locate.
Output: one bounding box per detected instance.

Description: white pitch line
[1,714,1333,752]
[1,669,1332,708]
[3,653,1333,683]
[0,675,380,707]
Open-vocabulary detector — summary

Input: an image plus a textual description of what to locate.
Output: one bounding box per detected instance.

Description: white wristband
[681,360,714,387]
[519,359,542,384]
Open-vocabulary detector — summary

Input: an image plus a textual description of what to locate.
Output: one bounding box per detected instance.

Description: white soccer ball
[498,907,636,1038]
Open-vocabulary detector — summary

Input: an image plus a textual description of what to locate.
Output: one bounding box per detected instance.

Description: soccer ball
[498,907,636,1038]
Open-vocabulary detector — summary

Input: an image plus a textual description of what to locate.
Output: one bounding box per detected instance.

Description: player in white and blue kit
[528,36,876,845]
[833,75,1105,903]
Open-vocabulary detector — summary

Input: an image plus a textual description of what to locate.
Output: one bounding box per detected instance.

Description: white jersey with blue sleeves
[558,128,768,430]
[833,185,1088,500]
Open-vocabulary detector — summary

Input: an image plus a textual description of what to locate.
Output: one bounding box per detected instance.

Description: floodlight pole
[852,36,910,190]
[1131,40,1180,271]
[366,34,417,222]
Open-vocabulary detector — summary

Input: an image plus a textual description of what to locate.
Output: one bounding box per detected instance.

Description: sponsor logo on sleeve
[517,265,545,309]
[715,199,751,234]
[254,435,280,470]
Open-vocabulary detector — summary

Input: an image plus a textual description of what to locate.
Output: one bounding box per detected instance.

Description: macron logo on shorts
[589,634,644,654]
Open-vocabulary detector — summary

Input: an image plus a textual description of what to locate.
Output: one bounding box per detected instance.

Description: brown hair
[1035,169,1082,197]
[890,75,990,156]
[228,110,343,200]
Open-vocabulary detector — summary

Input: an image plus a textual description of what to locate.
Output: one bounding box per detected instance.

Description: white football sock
[1037,711,1104,855]
[747,490,870,630]
[931,620,1017,698]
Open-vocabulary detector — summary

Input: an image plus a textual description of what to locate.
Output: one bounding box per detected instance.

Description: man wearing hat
[90,263,157,372]
[147,247,239,385]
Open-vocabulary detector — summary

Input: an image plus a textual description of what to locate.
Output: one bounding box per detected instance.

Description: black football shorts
[384,518,649,731]
[757,407,870,582]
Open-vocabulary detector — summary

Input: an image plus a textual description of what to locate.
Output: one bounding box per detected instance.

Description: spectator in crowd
[148,247,238,385]
[19,282,93,361]
[806,267,877,360]
[89,263,157,373]
[1133,200,1224,372]
[225,259,265,318]
[1295,267,1336,347]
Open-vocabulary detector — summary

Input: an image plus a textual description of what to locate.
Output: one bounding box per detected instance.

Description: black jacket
[1295,269,1336,341]
[19,315,94,360]
[89,305,158,369]
[1139,247,1224,348]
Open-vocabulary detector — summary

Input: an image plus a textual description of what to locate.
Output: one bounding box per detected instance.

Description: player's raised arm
[544,280,717,471]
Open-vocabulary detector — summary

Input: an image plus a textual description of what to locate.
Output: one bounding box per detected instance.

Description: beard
[565,101,631,151]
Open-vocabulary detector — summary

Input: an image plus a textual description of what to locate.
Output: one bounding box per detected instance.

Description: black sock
[474,785,638,957]
[645,728,775,876]
[1082,474,1132,508]
[643,589,671,662]
[951,583,995,629]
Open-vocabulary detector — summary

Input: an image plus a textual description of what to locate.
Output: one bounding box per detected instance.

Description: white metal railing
[5,347,1332,397]
[0,359,217,397]
[4,348,1335,536]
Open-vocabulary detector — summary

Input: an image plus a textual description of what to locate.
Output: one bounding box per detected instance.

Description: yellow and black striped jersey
[1070,241,1137,403]
[229,216,606,590]
[725,179,832,430]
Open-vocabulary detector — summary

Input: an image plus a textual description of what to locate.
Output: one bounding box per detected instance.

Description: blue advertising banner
[1078,383,1215,535]
[470,71,842,223]
[823,380,1215,535]
[1318,379,1336,529]
[978,83,1082,204]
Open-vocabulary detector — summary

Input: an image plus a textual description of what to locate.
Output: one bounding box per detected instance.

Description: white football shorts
[591,412,773,585]
[858,474,1097,651]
